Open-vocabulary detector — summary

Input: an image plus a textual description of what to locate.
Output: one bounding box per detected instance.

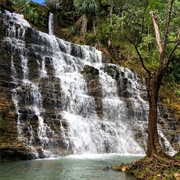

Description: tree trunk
[128,0,178,160]
[147,72,165,157]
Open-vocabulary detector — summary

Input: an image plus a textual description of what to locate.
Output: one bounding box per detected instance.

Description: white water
[48,12,54,35]
[3,11,55,157]
[2,10,176,158]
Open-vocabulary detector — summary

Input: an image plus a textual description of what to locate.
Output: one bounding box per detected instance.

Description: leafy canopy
[73,0,99,18]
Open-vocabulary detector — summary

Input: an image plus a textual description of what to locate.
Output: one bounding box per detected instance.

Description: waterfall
[48,12,54,35]
[1,10,176,159]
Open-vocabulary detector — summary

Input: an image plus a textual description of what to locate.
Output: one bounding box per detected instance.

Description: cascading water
[1,10,176,159]
[48,12,54,35]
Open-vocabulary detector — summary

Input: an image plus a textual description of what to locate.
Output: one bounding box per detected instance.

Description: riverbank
[126,154,180,180]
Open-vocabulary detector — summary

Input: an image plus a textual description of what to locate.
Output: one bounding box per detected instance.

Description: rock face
[0,10,67,160]
[81,65,103,119]
[158,105,180,153]
[0,9,179,161]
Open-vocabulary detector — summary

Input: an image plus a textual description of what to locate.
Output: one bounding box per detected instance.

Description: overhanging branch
[126,36,151,75]
[126,36,151,100]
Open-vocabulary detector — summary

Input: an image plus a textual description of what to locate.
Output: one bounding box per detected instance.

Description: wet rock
[111,164,121,171]
[174,173,180,180]
[101,166,110,170]
[120,163,128,172]
[81,65,103,119]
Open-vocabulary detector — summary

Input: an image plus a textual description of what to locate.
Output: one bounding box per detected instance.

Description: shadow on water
[0,154,143,180]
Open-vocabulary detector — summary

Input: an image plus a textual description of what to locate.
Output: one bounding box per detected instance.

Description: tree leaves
[12,0,27,9]
[73,0,99,18]
[24,2,47,27]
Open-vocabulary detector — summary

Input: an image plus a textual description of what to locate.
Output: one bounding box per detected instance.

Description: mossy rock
[111,164,121,171]
[0,20,6,39]
[25,27,32,44]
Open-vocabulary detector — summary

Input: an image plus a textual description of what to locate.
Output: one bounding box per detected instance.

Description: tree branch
[150,11,163,61]
[168,39,180,44]
[126,36,151,99]
[163,0,174,51]
[126,37,151,75]
[159,40,180,77]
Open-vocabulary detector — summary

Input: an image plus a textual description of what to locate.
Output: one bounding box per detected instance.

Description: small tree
[125,1,180,178]
[128,0,179,157]
[146,1,179,157]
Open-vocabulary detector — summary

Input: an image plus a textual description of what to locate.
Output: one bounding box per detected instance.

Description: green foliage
[12,0,28,9]
[69,24,76,34]
[73,0,99,18]
[176,90,180,97]
[24,1,47,27]
[96,14,124,47]
[44,0,58,9]
[174,155,180,160]
[96,18,109,45]
[145,0,179,43]
[168,56,180,83]
[72,0,100,39]
[138,33,161,70]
